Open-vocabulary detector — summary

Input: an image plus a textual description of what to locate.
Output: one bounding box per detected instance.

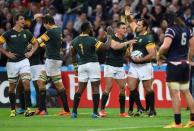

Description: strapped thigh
[51,75,62,84]
[38,71,48,82]
[20,73,31,82]
[167,82,180,90]
[8,77,18,84]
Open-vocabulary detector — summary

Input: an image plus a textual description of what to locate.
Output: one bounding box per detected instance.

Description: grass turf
[0,108,193,131]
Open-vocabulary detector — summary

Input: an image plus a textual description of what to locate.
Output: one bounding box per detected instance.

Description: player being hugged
[125,7,157,117]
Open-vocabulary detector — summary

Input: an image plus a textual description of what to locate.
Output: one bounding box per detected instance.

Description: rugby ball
[130,50,143,59]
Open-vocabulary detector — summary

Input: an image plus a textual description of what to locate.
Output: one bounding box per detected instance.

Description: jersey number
[79,44,84,54]
[181,32,187,46]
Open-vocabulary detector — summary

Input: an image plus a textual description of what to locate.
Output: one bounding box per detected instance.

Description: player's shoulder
[4,29,13,35]
[72,36,80,44]
[89,36,98,41]
[23,29,33,35]
[144,34,154,43]
[2,29,14,38]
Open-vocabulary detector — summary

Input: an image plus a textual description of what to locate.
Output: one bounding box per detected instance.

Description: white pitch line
[87,125,163,131]
[33,112,105,117]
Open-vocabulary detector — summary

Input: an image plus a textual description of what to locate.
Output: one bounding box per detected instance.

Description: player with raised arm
[71,22,112,118]
[125,7,156,117]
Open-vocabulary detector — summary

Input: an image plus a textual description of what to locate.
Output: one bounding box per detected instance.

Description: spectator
[73,11,88,32]
[61,33,73,66]
[65,21,78,38]
[30,13,46,38]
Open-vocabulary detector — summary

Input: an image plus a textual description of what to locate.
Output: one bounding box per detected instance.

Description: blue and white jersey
[165,25,193,61]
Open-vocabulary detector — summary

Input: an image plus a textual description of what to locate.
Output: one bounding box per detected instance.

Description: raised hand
[106,26,114,36]
[125,6,131,16]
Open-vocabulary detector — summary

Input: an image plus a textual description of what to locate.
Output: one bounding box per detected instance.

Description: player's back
[72,35,99,65]
[45,27,62,60]
[165,25,193,61]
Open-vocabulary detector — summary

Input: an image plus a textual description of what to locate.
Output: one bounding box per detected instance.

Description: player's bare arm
[188,36,194,65]
[125,6,137,32]
[96,26,114,50]
[110,39,137,50]
[157,37,172,65]
[25,38,39,58]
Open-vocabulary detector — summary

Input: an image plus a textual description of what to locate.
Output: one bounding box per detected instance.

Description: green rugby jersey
[39,27,62,60]
[72,34,102,65]
[132,32,155,63]
[0,29,36,62]
[105,34,128,67]
[29,47,44,66]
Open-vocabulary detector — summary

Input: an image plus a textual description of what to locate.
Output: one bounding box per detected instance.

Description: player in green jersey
[125,7,156,117]
[0,14,38,117]
[36,15,70,116]
[99,21,137,117]
[71,22,112,118]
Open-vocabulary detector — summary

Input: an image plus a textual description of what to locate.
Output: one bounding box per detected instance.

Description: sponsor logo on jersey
[10,35,17,38]
[138,39,142,42]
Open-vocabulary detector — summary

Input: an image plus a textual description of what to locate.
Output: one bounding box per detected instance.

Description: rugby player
[157,11,194,128]
[125,7,157,117]
[36,15,70,115]
[71,22,112,118]
[0,14,38,117]
[99,21,137,117]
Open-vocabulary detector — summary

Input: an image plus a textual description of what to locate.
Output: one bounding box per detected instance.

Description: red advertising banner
[61,71,187,108]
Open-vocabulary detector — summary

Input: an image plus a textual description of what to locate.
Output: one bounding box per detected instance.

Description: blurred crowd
[0,0,194,66]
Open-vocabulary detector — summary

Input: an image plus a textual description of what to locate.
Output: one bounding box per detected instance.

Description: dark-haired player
[157,11,194,128]
[125,7,156,117]
[0,14,38,117]
[71,22,112,118]
[36,15,70,115]
[99,21,136,117]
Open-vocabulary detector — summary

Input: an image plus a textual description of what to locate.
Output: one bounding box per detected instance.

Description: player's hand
[156,53,166,66]
[125,39,137,45]
[5,51,16,59]
[25,51,33,58]
[132,56,143,63]
[125,6,132,16]
[157,59,163,66]
[106,26,114,36]
[27,44,32,50]
[189,61,194,66]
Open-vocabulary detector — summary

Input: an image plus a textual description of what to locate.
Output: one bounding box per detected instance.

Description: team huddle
[0,7,194,128]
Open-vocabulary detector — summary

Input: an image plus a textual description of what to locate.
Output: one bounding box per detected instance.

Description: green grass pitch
[0,108,193,131]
